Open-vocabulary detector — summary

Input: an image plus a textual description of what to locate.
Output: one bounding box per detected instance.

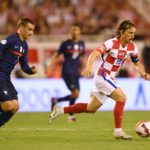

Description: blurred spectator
[0,0,150,36]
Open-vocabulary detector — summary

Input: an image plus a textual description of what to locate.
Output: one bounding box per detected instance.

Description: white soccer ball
[135,120,150,138]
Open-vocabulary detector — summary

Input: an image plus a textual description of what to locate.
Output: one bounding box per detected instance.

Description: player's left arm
[134,61,150,80]
[19,45,37,75]
[80,55,87,69]
[19,55,38,75]
[131,43,150,81]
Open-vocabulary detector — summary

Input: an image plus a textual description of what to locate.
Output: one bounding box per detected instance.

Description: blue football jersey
[57,39,85,75]
[0,33,33,79]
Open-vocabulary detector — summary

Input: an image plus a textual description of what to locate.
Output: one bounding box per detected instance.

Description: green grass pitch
[0,111,150,150]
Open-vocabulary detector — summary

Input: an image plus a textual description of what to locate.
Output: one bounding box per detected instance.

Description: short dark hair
[116,20,135,37]
[17,17,34,28]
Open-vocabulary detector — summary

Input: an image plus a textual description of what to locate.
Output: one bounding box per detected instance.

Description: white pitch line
[104,128,132,131]
[0,128,132,131]
[0,128,77,131]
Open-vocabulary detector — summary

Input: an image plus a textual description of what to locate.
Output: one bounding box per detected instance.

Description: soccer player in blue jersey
[0,17,37,127]
[50,25,86,122]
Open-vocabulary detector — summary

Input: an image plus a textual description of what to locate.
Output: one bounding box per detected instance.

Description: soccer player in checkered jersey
[0,18,37,127]
[49,20,150,139]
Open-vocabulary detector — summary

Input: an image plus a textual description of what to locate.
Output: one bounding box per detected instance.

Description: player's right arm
[45,41,64,78]
[49,41,64,67]
[82,49,101,78]
[82,39,112,78]
[49,52,59,67]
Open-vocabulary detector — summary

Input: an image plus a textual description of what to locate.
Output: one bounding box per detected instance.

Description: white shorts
[91,73,119,104]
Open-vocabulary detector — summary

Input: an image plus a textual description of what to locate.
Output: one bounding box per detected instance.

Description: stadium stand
[0,0,150,78]
[0,0,150,35]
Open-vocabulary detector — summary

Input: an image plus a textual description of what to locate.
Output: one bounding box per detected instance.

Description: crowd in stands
[1,0,150,78]
[0,0,150,35]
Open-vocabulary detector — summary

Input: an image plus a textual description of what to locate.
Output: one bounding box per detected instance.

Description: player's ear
[19,25,25,31]
[120,30,124,36]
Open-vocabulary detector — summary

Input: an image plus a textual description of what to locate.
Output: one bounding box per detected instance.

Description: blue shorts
[62,73,80,91]
[0,79,18,102]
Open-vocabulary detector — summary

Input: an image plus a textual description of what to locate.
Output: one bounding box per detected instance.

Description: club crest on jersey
[14,46,24,54]
[10,46,24,57]
[74,44,79,50]
[118,51,126,58]
[20,46,24,53]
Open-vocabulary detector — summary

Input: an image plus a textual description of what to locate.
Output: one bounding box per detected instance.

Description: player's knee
[12,101,19,113]
[118,94,127,102]
[2,103,14,112]
[88,109,96,113]
[72,91,79,98]
[73,93,79,99]
[87,107,97,113]
[13,104,19,113]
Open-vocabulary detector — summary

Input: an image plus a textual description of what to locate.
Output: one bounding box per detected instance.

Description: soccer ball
[135,120,150,138]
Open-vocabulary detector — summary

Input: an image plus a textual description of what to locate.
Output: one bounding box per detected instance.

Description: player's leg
[49,73,107,122]
[0,79,19,127]
[67,75,80,122]
[1,100,19,113]
[50,73,75,110]
[64,95,103,114]
[0,100,19,127]
[49,73,110,122]
[51,73,80,120]
[49,95,103,123]
[51,94,77,110]
[93,73,131,139]
[67,88,79,122]
[110,87,126,130]
[109,87,132,139]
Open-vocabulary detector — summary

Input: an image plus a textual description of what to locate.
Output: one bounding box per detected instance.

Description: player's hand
[143,73,150,81]
[31,66,38,74]
[82,68,92,78]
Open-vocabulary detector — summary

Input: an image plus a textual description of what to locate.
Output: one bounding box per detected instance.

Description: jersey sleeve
[0,37,12,59]
[80,41,85,56]
[19,44,33,74]
[130,43,139,63]
[57,42,65,55]
[95,39,113,54]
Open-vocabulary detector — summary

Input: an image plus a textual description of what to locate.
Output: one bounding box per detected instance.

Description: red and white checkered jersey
[96,37,139,79]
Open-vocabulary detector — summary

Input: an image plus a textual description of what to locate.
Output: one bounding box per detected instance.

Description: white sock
[114,128,122,132]
[60,107,64,114]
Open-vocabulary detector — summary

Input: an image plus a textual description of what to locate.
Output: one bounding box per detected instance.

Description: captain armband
[131,56,139,63]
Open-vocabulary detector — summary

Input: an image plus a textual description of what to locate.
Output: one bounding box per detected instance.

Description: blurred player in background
[49,20,150,139]
[49,25,86,122]
[0,17,37,127]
